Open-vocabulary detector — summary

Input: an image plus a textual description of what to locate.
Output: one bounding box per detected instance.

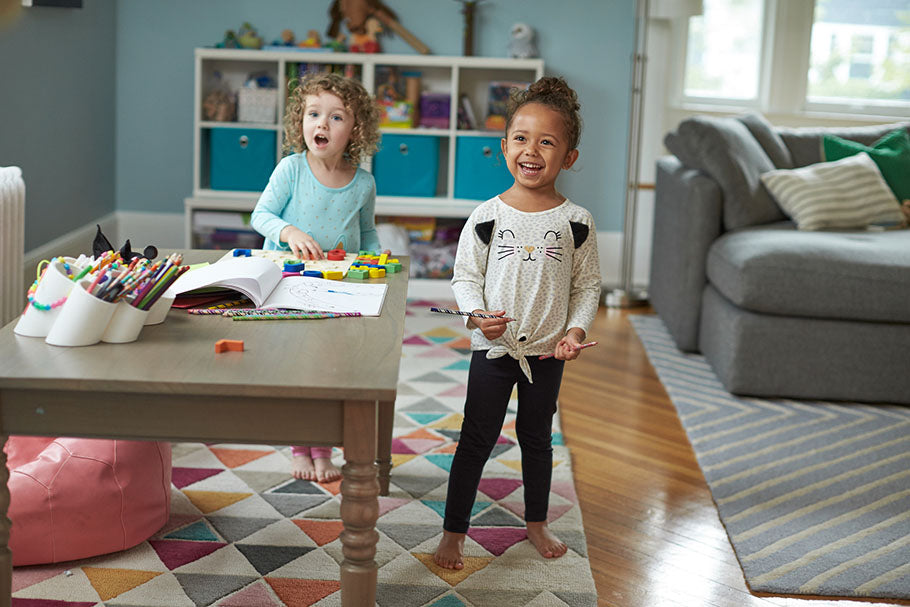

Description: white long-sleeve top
[451,196,602,382]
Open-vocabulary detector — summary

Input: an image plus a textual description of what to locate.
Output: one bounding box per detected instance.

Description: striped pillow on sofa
[760,152,904,231]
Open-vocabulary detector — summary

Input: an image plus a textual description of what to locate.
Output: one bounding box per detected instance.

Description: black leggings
[443,351,565,534]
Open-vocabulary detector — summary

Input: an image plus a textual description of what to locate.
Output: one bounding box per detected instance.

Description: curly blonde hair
[505,76,582,150]
[284,72,381,166]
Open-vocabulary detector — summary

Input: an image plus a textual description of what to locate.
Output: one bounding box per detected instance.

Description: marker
[429,307,515,322]
[538,341,598,360]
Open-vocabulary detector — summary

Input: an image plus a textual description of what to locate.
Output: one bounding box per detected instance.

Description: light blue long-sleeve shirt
[250,152,381,253]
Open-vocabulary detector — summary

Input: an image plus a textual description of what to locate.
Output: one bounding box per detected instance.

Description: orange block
[215,339,244,353]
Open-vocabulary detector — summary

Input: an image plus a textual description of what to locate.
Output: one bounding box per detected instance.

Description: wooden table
[0,250,408,607]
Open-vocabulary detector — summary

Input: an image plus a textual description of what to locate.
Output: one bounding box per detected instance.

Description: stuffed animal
[509,22,538,59]
[92,225,158,263]
[326,0,430,54]
[237,22,263,49]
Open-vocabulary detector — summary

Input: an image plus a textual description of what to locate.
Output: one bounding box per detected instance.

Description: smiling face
[501,102,578,197]
[302,91,355,162]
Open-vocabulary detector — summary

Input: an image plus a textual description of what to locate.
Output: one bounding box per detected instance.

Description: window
[807,1,910,107]
[676,0,910,116]
[682,0,765,101]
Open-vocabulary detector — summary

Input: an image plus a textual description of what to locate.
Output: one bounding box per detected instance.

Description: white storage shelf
[187,48,543,292]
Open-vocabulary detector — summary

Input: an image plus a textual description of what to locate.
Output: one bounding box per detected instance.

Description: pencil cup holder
[45,280,117,347]
[15,258,78,338]
[144,290,175,326]
[102,301,149,343]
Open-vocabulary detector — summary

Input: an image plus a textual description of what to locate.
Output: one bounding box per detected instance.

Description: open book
[170,256,388,316]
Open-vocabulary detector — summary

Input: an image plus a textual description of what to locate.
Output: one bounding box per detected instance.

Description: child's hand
[281,226,324,260]
[554,329,586,361]
[470,309,513,340]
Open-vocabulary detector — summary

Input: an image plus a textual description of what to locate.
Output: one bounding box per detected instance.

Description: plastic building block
[303,270,323,278]
[369,267,386,278]
[233,249,252,257]
[324,270,343,280]
[358,250,376,256]
[283,261,305,272]
[348,268,370,279]
[378,253,388,265]
[327,248,346,261]
[215,339,244,353]
[385,262,402,273]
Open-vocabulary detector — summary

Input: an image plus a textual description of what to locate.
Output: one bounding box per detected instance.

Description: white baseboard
[24,210,654,302]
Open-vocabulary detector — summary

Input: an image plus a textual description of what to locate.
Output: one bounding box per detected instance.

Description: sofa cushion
[760,152,904,231]
[777,122,910,168]
[665,114,787,230]
[739,112,794,169]
[706,222,910,323]
[823,128,910,202]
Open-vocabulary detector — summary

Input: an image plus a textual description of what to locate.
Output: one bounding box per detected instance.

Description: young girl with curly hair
[434,76,601,569]
[252,71,382,261]
[251,72,382,482]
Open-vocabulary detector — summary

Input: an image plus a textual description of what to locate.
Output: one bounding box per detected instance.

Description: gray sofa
[649,114,910,404]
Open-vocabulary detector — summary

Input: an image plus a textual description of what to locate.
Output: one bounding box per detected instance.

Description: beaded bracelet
[26,257,68,312]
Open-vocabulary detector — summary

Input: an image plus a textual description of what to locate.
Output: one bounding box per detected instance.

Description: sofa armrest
[648,156,723,352]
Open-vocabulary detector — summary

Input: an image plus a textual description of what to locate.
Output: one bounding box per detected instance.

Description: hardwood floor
[558,306,910,607]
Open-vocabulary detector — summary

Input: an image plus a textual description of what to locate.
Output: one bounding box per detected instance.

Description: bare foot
[433,530,465,570]
[313,457,342,483]
[526,521,567,559]
[291,454,317,481]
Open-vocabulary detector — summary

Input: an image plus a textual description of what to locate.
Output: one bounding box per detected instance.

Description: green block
[358,249,376,256]
[385,262,402,273]
[348,268,370,279]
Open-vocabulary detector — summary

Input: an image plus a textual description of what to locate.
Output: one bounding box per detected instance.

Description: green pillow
[823,128,910,202]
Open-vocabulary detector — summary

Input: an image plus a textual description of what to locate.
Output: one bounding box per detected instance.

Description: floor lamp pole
[606,0,650,308]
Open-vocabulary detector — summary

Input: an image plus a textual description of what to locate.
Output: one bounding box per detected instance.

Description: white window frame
[670,0,910,121]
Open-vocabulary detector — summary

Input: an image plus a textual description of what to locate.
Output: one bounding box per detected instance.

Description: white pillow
[760,152,903,230]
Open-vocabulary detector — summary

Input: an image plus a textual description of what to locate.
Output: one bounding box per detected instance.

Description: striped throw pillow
[760,152,904,230]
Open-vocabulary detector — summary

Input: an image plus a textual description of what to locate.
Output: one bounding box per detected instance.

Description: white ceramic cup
[45,279,118,347]
[144,289,175,325]
[15,258,78,338]
[102,301,149,343]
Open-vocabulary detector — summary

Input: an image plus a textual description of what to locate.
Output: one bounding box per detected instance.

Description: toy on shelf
[215,22,263,49]
[350,16,383,53]
[324,33,349,52]
[455,0,485,56]
[508,22,538,59]
[327,0,431,55]
[484,80,529,131]
[269,29,296,47]
[299,29,322,48]
[203,89,236,122]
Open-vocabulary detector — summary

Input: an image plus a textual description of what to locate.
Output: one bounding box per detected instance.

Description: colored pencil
[429,307,515,322]
[538,341,599,360]
[232,311,362,321]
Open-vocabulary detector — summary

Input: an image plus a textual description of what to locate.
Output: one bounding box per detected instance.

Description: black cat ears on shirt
[92,224,159,262]
[474,220,589,248]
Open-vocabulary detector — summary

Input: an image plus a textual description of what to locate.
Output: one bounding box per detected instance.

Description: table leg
[376,399,395,496]
[340,399,379,607]
[0,433,11,607]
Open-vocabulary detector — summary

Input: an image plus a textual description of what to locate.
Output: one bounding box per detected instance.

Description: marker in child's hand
[539,341,598,359]
[430,307,515,322]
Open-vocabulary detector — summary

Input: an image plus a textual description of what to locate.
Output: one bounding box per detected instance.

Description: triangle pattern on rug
[265,577,340,605]
[467,527,528,556]
[82,567,161,601]
[292,519,345,546]
[182,490,253,514]
[149,539,227,570]
[217,579,283,606]
[234,545,316,575]
[174,572,258,607]
[209,447,271,468]
[412,553,494,586]
[172,466,224,489]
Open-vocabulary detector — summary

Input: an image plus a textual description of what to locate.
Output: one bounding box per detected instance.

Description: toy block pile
[347,250,402,280]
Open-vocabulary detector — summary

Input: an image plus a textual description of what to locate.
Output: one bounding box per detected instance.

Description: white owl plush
[508,22,538,59]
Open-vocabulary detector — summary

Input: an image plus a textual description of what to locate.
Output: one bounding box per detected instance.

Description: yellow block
[369,268,386,278]
[378,253,388,265]
[324,270,343,280]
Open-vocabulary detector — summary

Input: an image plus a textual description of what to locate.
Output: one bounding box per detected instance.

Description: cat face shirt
[451,197,601,379]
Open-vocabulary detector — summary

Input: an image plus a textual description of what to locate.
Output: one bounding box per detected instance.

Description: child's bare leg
[526,520,567,559]
[290,446,317,481]
[433,530,465,570]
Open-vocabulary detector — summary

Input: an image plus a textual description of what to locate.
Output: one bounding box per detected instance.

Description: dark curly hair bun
[506,76,582,150]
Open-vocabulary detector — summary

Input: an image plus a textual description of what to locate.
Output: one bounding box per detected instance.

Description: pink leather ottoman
[6,437,172,566]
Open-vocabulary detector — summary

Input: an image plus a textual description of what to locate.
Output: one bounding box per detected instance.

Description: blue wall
[0,0,116,251]
[4,0,633,250]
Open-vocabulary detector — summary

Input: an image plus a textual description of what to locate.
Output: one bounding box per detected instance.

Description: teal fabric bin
[209,128,276,191]
[373,134,439,197]
[455,136,513,200]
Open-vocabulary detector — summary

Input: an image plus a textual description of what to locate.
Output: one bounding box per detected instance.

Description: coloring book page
[261,276,388,316]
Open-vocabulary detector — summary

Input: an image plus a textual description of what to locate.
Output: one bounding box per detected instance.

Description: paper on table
[261,276,388,316]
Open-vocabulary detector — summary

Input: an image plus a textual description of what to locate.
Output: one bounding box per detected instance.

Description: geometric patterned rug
[630,314,910,601]
[12,299,597,607]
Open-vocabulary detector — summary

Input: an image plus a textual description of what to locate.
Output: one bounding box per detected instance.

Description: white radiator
[0,167,25,327]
